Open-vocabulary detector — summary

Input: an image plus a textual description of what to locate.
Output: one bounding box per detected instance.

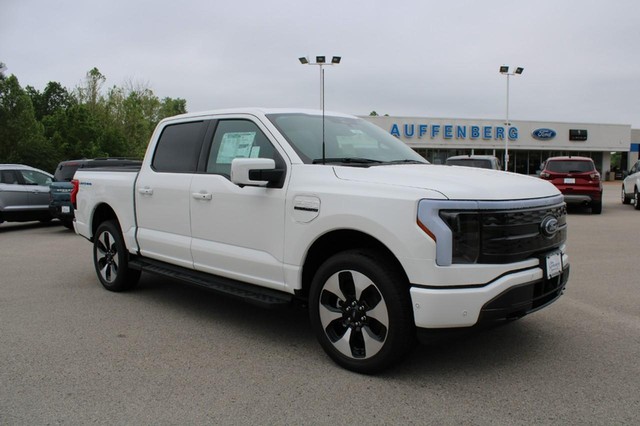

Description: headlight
[438,211,480,264]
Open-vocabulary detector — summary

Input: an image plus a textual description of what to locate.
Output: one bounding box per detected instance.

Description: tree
[159,97,187,119]
[76,67,106,108]
[2,66,188,168]
[0,75,54,170]
[26,82,74,121]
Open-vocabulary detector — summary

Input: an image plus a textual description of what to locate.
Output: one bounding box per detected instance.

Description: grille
[478,203,567,263]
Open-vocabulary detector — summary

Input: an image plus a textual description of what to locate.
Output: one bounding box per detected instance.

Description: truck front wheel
[93,220,140,292]
[309,250,415,373]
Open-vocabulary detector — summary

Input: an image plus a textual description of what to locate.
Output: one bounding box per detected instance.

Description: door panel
[190,176,286,289]
[135,173,194,268]
[19,170,52,210]
[134,119,208,268]
[190,118,287,290]
[0,169,29,212]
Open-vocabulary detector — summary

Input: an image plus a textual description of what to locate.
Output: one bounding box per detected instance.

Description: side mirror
[230,158,283,187]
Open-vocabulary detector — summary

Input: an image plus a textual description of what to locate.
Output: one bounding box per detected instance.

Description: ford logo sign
[540,215,559,238]
[532,128,557,140]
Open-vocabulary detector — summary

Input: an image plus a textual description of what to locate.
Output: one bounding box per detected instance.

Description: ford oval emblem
[540,215,559,238]
[532,128,557,140]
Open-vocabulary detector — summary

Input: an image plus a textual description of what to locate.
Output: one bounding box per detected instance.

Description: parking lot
[1,180,638,424]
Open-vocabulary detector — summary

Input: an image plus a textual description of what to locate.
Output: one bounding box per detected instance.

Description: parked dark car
[50,158,141,228]
[539,156,602,214]
[1,164,54,225]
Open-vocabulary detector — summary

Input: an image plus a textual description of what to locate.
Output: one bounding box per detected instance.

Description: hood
[333,164,560,201]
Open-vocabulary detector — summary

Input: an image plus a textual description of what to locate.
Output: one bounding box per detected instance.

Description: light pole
[299,56,341,109]
[499,65,524,171]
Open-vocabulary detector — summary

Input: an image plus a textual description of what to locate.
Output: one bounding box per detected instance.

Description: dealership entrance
[364,116,631,176]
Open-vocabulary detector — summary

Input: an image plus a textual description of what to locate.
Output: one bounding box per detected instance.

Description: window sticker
[217,132,256,164]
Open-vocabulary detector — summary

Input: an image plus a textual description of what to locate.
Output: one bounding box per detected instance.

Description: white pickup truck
[73,108,570,373]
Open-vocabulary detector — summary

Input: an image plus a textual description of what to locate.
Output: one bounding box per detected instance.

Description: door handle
[138,187,154,195]
[192,192,212,201]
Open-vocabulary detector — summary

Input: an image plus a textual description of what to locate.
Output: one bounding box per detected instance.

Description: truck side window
[206,120,280,176]
[152,121,206,173]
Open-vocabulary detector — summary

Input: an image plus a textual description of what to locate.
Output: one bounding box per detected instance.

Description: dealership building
[363,115,637,177]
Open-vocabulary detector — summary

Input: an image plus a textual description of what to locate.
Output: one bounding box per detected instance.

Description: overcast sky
[2,0,640,127]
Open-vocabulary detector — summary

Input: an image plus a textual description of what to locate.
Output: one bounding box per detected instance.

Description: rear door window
[0,170,20,185]
[152,121,207,173]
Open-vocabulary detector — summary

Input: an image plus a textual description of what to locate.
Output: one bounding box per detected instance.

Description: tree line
[0,65,187,173]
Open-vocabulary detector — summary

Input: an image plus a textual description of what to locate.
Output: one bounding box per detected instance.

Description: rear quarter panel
[74,170,139,251]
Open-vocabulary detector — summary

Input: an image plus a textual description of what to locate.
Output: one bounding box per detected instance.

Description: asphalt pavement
[0,180,638,424]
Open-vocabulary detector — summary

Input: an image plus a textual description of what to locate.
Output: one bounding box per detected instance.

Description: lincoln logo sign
[532,128,557,141]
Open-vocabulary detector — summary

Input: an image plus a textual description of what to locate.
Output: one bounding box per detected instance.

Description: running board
[129,257,293,309]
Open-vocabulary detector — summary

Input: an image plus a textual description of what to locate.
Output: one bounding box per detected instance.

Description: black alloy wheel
[93,220,140,291]
[309,250,415,373]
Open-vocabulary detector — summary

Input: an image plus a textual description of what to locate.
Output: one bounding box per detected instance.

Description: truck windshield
[266,113,428,165]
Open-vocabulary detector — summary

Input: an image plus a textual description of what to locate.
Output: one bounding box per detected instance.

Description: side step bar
[129,257,293,309]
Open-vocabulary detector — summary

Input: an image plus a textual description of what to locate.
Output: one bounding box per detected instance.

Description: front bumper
[410,254,569,328]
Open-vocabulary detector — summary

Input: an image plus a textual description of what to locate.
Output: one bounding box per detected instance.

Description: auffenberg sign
[390,123,519,141]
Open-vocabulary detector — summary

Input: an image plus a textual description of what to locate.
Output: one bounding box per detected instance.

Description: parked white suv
[621,159,640,209]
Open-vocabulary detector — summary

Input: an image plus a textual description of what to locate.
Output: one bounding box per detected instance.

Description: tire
[635,188,640,211]
[93,220,140,292]
[309,250,415,373]
[62,219,74,229]
[622,185,632,205]
[591,201,602,214]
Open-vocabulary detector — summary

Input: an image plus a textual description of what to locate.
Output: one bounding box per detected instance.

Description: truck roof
[162,108,357,122]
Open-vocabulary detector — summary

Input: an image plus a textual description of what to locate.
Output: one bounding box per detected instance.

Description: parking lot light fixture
[298,55,342,109]
[499,65,524,171]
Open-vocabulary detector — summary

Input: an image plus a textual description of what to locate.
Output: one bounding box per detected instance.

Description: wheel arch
[298,229,409,301]
[90,203,119,240]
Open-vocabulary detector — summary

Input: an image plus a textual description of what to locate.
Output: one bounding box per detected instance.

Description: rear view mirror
[231,158,283,187]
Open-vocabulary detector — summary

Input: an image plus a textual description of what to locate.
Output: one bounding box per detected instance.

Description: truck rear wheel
[93,220,140,292]
[309,250,415,373]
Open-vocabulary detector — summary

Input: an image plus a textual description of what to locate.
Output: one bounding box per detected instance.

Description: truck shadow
[132,272,315,346]
[129,272,558,377]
